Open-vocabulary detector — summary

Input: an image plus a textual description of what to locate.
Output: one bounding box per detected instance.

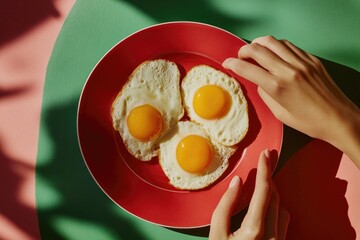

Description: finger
[222,57,273,92]
[277,208,290,240]
[240,149,273,233]
[252,36,307,70]
[280,39,313,63]
[263,183,280,239]
[209,175,242,240]
[237,42,292,76]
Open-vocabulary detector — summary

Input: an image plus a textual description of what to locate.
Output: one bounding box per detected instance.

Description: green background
[36,0,360,239]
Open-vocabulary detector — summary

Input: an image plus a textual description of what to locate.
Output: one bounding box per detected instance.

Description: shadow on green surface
[120,0,259,34]
[36,100,148,240]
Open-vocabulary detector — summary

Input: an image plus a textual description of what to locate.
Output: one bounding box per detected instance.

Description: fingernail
[264,149,270,159]
[222,58,232,67]
[229,175,240,189]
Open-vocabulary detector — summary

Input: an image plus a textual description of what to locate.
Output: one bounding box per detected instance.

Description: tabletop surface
[1,0,360,239]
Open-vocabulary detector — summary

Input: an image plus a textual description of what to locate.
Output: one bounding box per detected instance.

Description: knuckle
[262,35,277,43]
[311,56,323,69]
[295,57,324,78]
[255,35,277,44]
[288,67,306,82]
[281,39,290,44]
[270,78,287,96]
[248,42,260,51]
[249,42,261,52]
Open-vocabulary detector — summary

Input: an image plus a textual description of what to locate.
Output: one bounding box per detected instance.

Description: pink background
[0,1,75,239]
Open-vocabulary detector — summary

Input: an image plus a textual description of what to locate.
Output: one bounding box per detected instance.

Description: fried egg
[111,59,184,161]
[181,65,249,146]
[159,121,236,190]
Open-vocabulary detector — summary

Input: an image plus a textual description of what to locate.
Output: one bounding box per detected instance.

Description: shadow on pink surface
[0,86,30,98]
[0,1,73,238]
[275,140,356,239]
[0,87,39,239]
[0,0,60,46]
[0,148,39,239]
[0,139,39,239]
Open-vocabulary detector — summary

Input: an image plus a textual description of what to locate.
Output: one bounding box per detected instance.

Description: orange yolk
[193,85,231,120]
[176,135,213,173]
[127,104,163,141]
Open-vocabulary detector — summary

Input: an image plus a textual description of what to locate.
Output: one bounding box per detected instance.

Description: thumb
[209,176,242,240]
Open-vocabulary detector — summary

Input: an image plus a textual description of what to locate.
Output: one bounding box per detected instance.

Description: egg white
[181,65,249,146]
[159,121,236,190]
[111,59,184,161]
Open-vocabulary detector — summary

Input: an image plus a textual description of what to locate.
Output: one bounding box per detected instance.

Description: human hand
[209,150,289,240]
[223,36,360,167]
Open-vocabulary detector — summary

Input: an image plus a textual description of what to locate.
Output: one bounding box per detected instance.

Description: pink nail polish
[229,175,240,189]
[264,149,270,159]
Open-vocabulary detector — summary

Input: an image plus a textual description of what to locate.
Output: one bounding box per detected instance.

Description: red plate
[77,22,282,228]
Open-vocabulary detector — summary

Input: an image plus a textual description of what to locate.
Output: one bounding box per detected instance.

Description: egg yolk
[176,135,213,173]
[193,85,231,120]
[127,104,163,141]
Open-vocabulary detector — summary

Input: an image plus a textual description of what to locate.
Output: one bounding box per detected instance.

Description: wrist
[330,103,360,168]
